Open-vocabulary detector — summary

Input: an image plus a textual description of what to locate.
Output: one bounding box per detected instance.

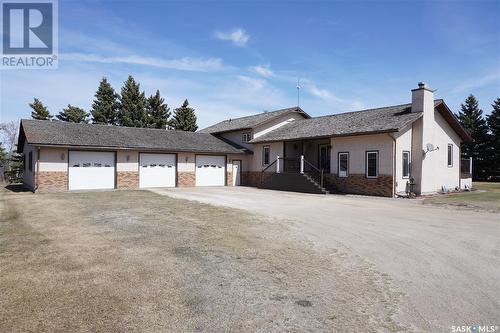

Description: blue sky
[1,0,499,128]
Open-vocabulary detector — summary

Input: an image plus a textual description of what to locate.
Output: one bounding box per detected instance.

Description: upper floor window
[262,145,270,165]
[447,144,453,167]
[242,132,252,143]
[366,151,378,178]
[402,151,410,178]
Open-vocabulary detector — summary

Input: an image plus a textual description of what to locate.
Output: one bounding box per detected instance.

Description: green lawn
[423,182,500,213]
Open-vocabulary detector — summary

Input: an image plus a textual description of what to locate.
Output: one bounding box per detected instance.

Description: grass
[423,182,500,213]
[0,189,405,332]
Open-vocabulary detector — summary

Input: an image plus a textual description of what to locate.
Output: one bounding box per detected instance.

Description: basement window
[338,152,349,177]
[402,151,410,178]
[447,144,453,167]
[262,146,270,165]
[366,151,379,178]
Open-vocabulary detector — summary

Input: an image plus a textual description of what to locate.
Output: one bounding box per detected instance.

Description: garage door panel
[139,153,176,188]
[69,151,115,190]
[196,155,225,186]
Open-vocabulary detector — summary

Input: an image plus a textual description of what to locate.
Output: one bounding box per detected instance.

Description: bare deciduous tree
[0,120,19,154]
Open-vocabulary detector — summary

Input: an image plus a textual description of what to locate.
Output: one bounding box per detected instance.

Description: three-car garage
[67,151,229,190]
[19,119,246,193]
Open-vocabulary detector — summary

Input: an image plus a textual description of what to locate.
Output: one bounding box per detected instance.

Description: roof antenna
[296,78,301,107]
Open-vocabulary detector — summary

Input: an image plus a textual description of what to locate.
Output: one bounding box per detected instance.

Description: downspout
[458,145,461,189]
[388,133,396,197]
[35,146,40,191]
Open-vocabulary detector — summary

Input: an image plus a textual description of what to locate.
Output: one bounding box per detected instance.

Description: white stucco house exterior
[18,83,472,196]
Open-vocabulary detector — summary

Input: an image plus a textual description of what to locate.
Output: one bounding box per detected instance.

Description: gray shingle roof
[198,107,310,134]
[19,119,246,154]
[250,102,442,143]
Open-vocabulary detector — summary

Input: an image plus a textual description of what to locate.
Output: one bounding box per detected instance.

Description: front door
[319,144,331,172]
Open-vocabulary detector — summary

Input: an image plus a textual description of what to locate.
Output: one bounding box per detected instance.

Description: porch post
[276,155,280,173]
[300,155,304,174]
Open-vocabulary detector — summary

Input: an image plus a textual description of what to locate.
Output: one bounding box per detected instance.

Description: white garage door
[196,155,225,186]
[139,153,176,188]
[69,151,115,190]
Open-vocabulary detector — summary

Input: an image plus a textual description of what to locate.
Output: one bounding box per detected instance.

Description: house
[17,83,472,196]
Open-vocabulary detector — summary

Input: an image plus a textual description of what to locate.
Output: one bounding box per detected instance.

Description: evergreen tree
[56,104,89,123]
[30,98,52,120]
[486,98,500,174]
[146,90,170,129]
[170,99,198,132]
[457,94,489,180]
[5,152,23,184]
[117,75,147,127]
[91,77,119,125]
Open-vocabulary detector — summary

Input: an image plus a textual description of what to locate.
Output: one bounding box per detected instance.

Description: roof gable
[198,107,310,134]
[250,102,423,143]
[250,100,472,143]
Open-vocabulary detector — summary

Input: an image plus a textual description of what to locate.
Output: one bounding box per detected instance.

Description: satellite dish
[426,143,434,151]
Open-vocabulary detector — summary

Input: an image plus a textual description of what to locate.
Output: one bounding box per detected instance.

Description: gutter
[26,143,248,155]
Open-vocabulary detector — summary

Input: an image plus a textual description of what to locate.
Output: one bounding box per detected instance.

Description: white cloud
[237,75,267,91]
[451,71,500,94]
[250,64,274,78]
[214,28,250,47]
[305,83,343,103]
[61,53,224,72]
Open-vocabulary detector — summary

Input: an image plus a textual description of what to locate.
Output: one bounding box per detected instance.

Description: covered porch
[278,138,331,173]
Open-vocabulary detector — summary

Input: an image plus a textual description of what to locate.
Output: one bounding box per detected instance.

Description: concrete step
[258,172,329,194]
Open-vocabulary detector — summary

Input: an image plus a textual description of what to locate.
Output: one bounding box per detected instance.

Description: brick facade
[178,171,195,187]
[37,171,67,192]
[226,170,233,186]
[117,171,138,189]
[324,174,393,197]
[241,171,272,187]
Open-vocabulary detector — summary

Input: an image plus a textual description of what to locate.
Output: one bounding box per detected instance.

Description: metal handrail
[259,156,325,189]
[260,159,277,185]
[303,158,324,188]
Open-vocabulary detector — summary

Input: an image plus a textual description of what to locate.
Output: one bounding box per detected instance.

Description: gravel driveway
[153,187,500,332]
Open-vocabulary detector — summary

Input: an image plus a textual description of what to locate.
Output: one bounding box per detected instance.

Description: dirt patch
[0,189,411,332]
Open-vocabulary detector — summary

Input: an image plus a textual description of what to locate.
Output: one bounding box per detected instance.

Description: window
[28,151,33,172]
[402,151,410,178]
[262,146,270,165]
[242,132,252,143]
[366,151,378,178]
[338,152,349,177]
[447,144,453,167]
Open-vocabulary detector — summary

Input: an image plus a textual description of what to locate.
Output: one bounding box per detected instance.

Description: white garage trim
[195,155,226,187]
[139,153,177,188]
[68,150,116,190]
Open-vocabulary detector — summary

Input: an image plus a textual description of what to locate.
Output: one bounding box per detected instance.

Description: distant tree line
[456,95,499,180]
[29,75,198,131]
